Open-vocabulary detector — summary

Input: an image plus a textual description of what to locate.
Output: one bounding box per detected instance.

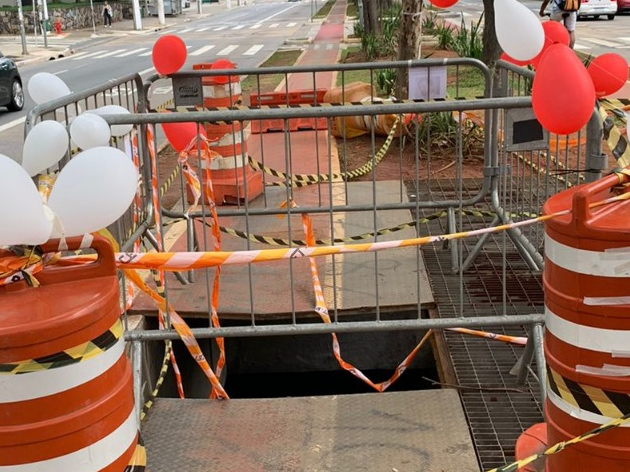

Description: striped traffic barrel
[190,59,262,205]
[0,236,141,472]
[543,172,630,471]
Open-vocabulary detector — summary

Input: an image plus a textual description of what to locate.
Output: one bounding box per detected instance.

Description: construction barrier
[192,60,262,205]
[517,172,630,471]
[249,89,328,133]
[0,236,140,471]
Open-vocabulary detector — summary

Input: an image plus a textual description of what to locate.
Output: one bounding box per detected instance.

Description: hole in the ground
[155,320,439,399]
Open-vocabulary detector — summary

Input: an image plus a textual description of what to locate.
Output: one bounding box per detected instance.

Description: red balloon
[161,116,207,153]
[532,44,596,135]
[428,0,458,8]
[500,52,530,67]
[531,21,570,69]
[587,53,630,98]
[152,35,187,76]
[210,58,237,85]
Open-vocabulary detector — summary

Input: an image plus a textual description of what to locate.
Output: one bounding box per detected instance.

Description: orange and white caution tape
[123,268,228,399]
[146,124,186,399]
[297,199,434,392]
[115,191,630,272]
[447,327,527,345]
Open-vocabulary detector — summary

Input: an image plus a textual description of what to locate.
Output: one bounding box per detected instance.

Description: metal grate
[410,178,545,471]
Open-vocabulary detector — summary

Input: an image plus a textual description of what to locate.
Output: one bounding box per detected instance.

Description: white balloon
[87,105,134,137]
[27,72,72,105]
[0,155,53,245]
[494,0,545,62]
[48,147,138,237]
[22,121,69,177]
[70,113,112,150]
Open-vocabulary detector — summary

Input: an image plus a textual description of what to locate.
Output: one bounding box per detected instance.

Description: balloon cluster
[495,0,629,135]
[0,73,138,247]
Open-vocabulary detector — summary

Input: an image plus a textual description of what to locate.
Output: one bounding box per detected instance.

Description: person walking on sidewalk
[103,1,113,28]
[539,0,577,49]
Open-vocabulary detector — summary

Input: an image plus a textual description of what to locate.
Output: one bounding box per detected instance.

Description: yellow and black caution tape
[248,116,401,187]
[0,320,123,374]
[214,209,537,247]
[124,434,147,471]
[159,164,181,198]
[598,98,630,168]
[139,339,171,421]
[547,365,630,419]
[487,365,630,472]
[486,409,630,472]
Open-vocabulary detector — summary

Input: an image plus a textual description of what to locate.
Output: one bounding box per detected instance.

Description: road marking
[250,24,262,29]
[574,43,591,50]
[115,48,148,57]
[179,28,195,33]
[217,45,238,55]
[232,25,245,30]
[270,23,279,28]
[138,67,155,77]
[584,38,621,48]
[0,116,25,133]
[66,51,90,59]
[93,49,127,59]
[71,50,106,60]
[243,44,263,55]
[139,50,153,56]
[197,27,211,32]
[287,22,297,26]
[190,45,216,56]
[214,26,228,31]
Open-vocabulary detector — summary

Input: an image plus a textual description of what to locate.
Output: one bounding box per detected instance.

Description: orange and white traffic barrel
[0,236,141,472]
[192,59,262,205]
[542,172,630,471]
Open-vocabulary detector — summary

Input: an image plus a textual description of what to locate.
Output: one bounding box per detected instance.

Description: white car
[578,0,617,19]
[544,0,617,20]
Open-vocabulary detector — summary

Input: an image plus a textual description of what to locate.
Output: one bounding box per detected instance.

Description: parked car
[0,49,24,112]
[618,0,630,12]
[577,0,618,19]
[544,0,617,19]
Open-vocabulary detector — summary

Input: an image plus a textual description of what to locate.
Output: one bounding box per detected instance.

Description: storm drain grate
[408,179,545,471]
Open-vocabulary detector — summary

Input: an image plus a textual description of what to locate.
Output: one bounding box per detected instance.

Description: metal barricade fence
[110,58,561,412]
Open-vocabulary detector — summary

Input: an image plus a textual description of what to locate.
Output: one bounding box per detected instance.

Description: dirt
[156,45,486,209]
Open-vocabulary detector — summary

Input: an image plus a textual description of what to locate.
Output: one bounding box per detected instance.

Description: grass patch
[240,49,303,95]
[446,66,486,99]
[346,0,358,18]
[313,0,335,19]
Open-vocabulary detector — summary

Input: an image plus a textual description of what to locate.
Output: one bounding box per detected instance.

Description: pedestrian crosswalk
[64,41,339,62]
[163,21,300,35]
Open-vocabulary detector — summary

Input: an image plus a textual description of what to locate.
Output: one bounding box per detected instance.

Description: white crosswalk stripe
[250,24,262,29]
[190,45,216,56]
[93,49,127,58]
[72,50,107,60]
[217,45,238,55]
[243,44,264,55]
[214,26,228,31]
[115,47,148,57]
[232,25,245,30]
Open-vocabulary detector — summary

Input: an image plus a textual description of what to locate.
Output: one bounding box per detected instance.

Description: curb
[14,46,73,67]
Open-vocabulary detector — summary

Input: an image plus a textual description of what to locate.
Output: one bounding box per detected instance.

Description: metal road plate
[143,390,480,471]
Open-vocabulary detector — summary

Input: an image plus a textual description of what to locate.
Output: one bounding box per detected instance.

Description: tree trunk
[481,0,501,68]
[362,0,380,35]
[396,0,422,98]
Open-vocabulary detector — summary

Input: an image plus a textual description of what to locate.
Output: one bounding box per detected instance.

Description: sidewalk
[0,1,230,66]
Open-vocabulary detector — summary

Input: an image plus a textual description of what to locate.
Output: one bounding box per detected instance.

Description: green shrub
[450,14,484,60]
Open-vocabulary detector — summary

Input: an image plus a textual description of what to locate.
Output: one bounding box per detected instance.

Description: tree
[396,0,422,98]
[481,0,502,68]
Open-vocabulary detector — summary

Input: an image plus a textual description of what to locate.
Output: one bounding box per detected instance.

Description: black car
[0,49,24,112]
